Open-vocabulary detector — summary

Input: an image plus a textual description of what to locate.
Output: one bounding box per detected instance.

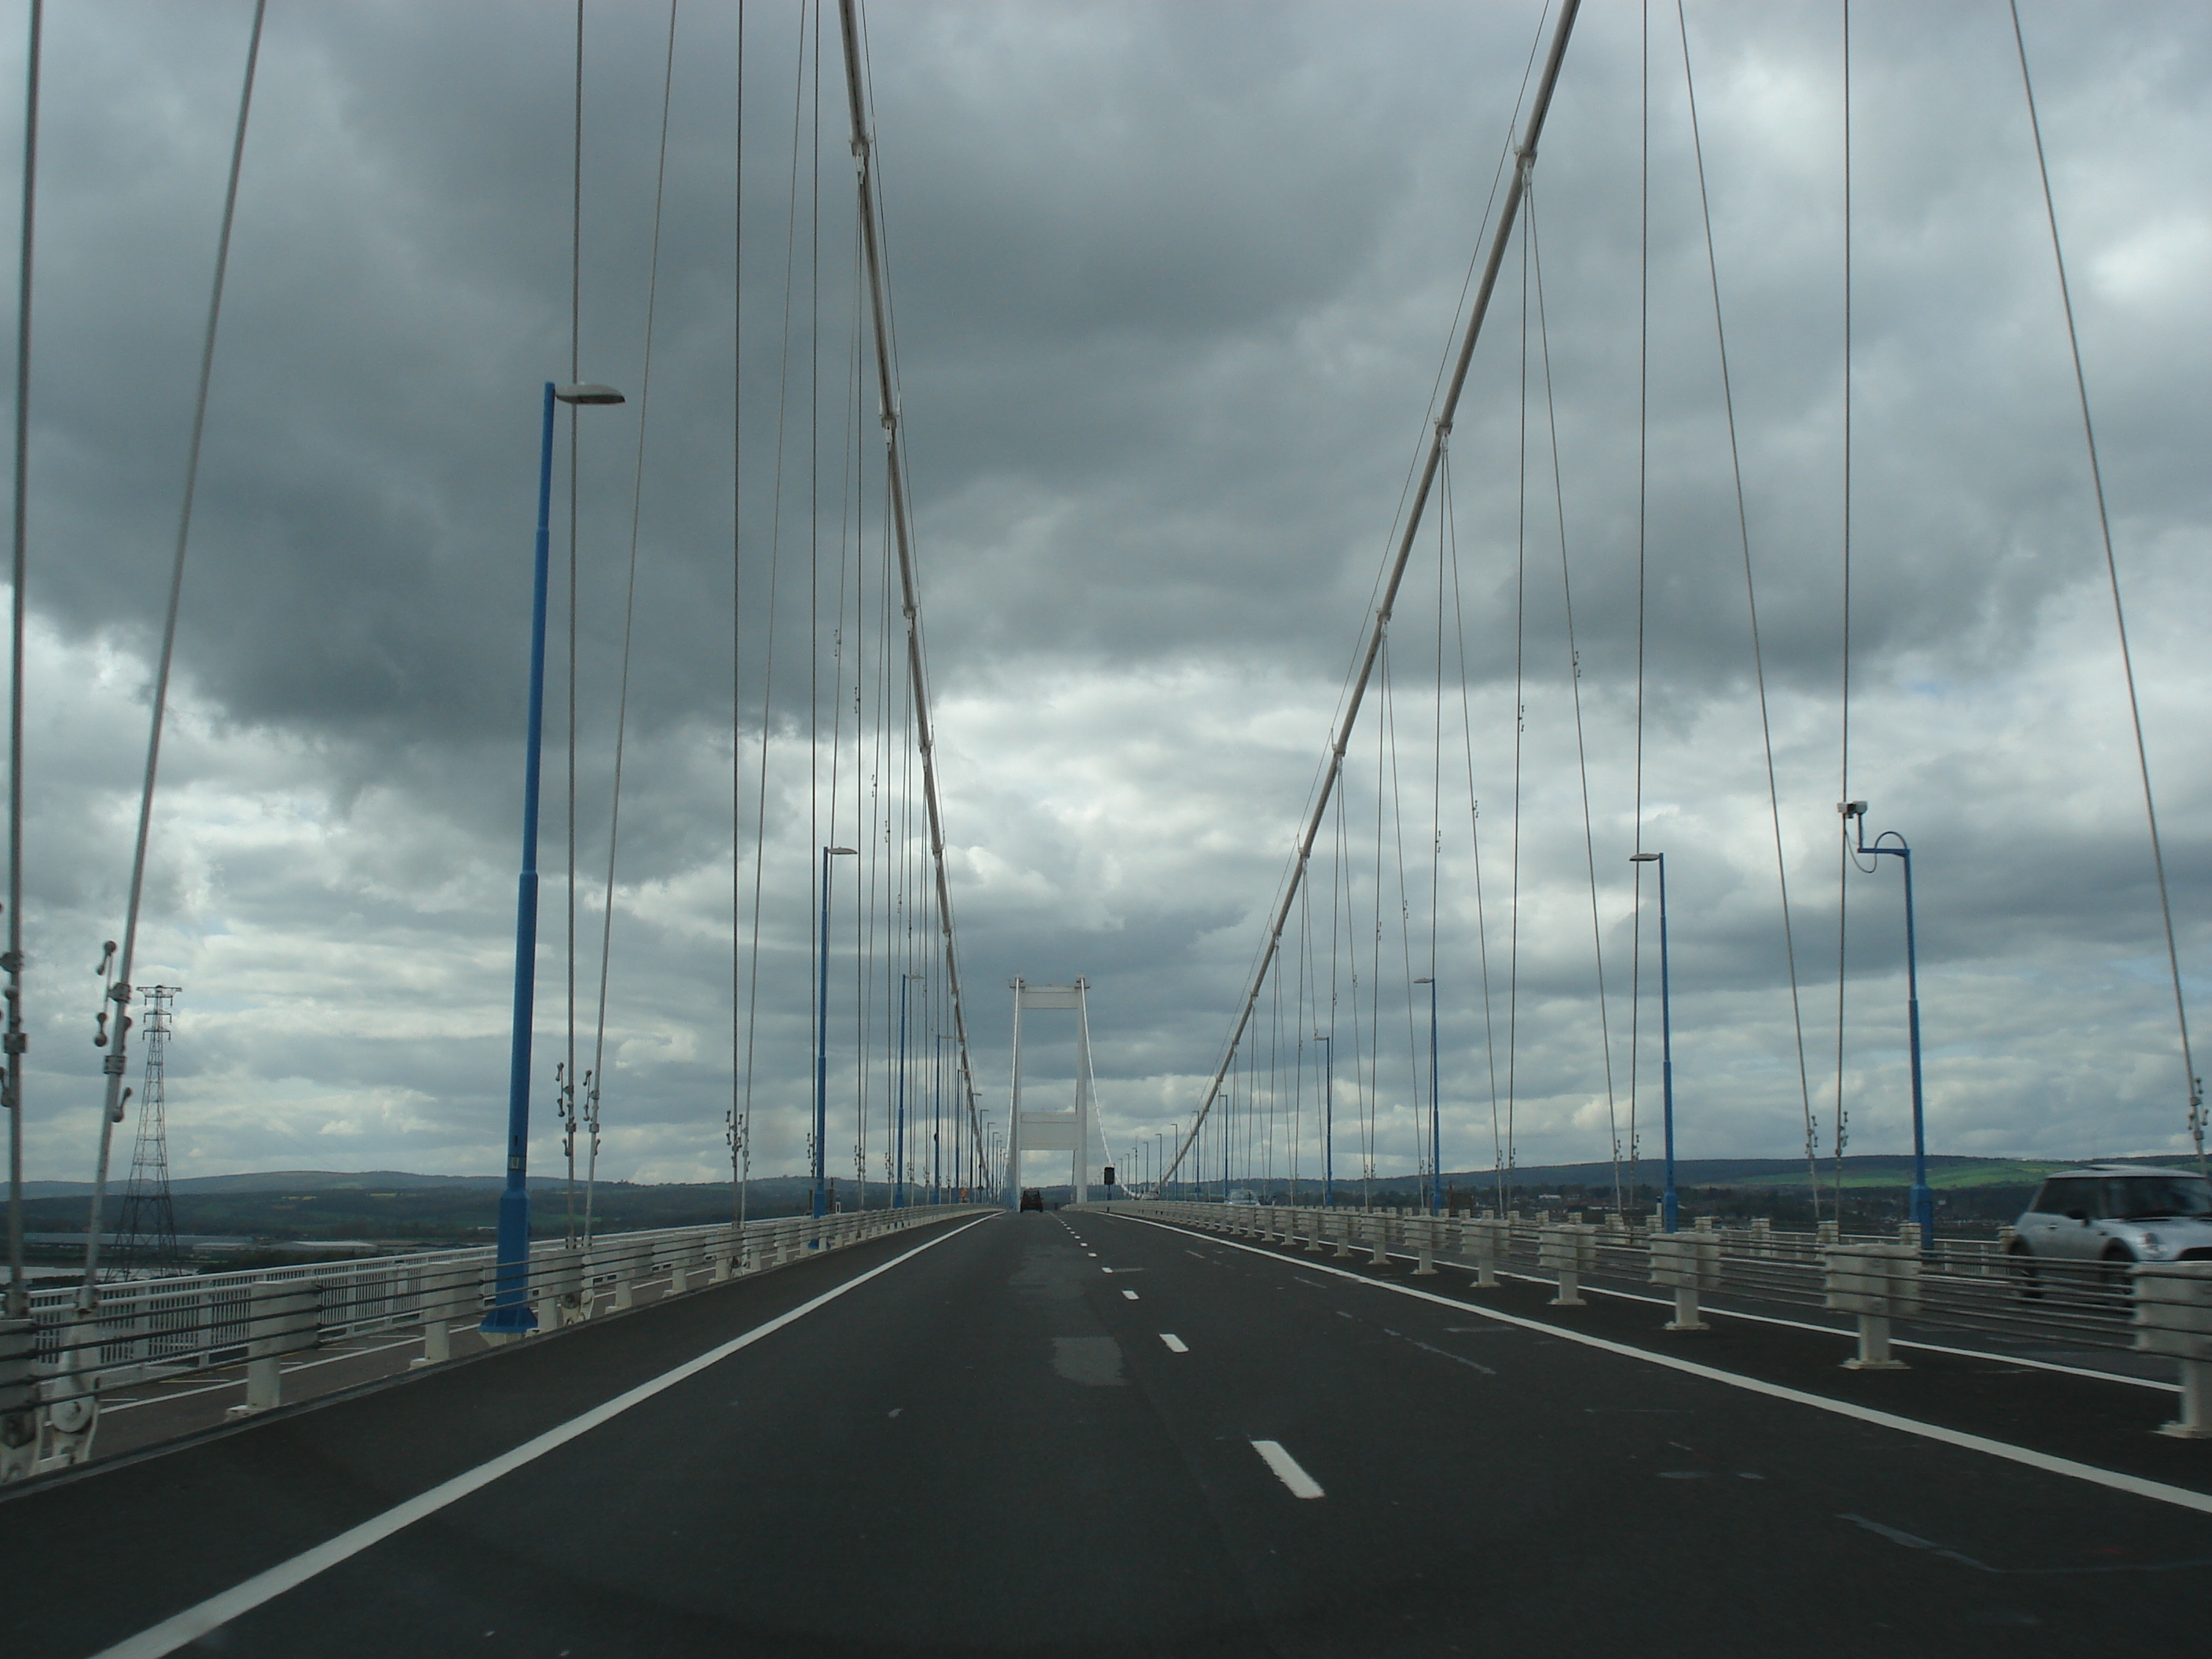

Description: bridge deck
[5,1208,2210,1656]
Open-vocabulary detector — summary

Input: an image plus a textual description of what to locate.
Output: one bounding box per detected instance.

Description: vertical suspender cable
[562,0,583,1247]
[582,0,679,1246]
[77,0,266,1308]
[835,0,987,1179]
[1833,0,1853,1200]
[1675,1,1822,1218]
[729,0,747,1230]
[3,0,39,1321]
[1529,192,1622,1216]
[1627,0,1650,1218]
[2008,2,2200,1170]
[1163,0,1581,1190]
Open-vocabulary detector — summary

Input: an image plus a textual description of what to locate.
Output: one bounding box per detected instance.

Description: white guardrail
[0,1204,991,1482]
[1108,1199,2212,1441]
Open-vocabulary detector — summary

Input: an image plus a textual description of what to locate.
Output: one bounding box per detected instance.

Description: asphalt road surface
[7,1206,2212,1657]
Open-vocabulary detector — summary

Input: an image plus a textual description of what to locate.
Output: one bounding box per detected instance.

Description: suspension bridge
[2,0,2209,1654]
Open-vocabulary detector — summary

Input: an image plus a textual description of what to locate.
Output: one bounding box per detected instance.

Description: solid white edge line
[87,1214,999,1659]
[1110,1213,2212,1519]
[1251,1437,1324,1499]
[1159,1333,1188,1353]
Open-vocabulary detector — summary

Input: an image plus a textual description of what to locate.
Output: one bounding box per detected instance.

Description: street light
[814,846,859,1225]
[1630,852,1677,1234]
[1415,977,1439,1216]
[484,380,624,1341]
[1844,801,1932,1243]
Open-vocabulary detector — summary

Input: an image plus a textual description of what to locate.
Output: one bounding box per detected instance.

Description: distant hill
[1,1170,857,1249]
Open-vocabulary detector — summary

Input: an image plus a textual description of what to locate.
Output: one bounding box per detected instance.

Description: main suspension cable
[1163,0,1584,1191]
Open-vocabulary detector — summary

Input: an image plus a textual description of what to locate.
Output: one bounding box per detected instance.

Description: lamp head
[555,383,626,405]
[1630,852,1661,863]
[1840,800,1868,819]
[826,846,858,856]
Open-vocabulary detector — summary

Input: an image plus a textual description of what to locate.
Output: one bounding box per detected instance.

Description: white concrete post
[1368,1215,1390,1266]
[410,1261,477,1368]
[1540,1224,1597,1307]
[1650,1231,1718,1331]
[1822,1243,1920,1370]
[1467,1218,1504,1287]
[1415,1220,1438,1276]
[228,1281,320,1419]
[1333,1214,1356,1259]
[2132,1262,2212,1437]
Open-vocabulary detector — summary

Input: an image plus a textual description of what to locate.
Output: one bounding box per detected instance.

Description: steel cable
[78,0,266,1304]
[582,0,679,1246]
[2009,0,2201,1171]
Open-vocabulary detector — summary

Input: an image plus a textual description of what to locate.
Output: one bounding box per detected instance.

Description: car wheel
[2005,1240,2042,1301]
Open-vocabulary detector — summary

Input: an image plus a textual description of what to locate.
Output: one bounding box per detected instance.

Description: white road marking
[1251,1438,1324,1499]
[1159,1333,1188,1353]
[1122,1290,1140,1301]
[86,1214,998,1659]
[1119,1214,2212,1520]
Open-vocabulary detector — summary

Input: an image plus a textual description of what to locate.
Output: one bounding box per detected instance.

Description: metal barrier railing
[0,1203,991,1482]
[1107,1199,2212,1438]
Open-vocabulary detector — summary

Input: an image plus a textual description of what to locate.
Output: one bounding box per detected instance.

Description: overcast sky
[5,0,2207,1198]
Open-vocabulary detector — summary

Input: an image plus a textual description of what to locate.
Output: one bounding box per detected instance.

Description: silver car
[2009,1165,2212,1273]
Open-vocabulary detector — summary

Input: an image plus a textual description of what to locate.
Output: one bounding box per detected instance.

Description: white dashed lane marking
[1159,1334,1189,1353]
[1122,1290,1139,1300]
[1251,1439,1324,1500]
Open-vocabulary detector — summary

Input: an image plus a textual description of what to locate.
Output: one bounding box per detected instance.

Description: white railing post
[1467,1217,1504,1287]
[1650,1231,1717,1331]
[226,1280,321,1419]
[1368,1215,1390,1266]
[1823,1243,1919,1369]
[1414,1218,1438,1276]
[410,1261,475,1368]
[1540,1223,1596,1307]
[2132,1262,2212,1437]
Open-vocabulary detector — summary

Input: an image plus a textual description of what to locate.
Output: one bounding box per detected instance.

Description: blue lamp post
[1630,852,1677,1234]
[484,380,624,1339]
[1415,977,1439,1215]
[813,844,859,1226]
[1844,801,1932,1243]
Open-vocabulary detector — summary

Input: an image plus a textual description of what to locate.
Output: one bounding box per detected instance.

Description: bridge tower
[112,985,181,1277]
[1005,979,1098,1207]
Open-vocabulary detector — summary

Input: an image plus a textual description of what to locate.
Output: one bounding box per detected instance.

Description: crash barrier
[5,1203,992,1481]
[1099,1199,2203,1433]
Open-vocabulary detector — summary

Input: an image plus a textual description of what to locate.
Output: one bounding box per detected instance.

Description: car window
[2105,1175,2212,1220]
[2034,1177,2090,1216]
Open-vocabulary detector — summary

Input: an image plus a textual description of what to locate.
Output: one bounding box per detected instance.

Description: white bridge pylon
[1005,978,1098,1208]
